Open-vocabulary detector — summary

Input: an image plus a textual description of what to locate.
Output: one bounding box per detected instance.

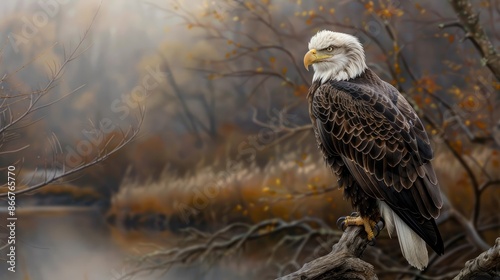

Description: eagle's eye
[326,46,334,52]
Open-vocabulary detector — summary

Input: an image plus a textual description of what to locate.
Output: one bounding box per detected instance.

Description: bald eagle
[303,30,444,270]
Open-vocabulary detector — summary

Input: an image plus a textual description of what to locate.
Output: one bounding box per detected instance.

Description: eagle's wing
[310,81,444,253]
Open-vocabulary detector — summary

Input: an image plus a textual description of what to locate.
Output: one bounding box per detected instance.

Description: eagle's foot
[336,212,359,229]
[336,215,378,242]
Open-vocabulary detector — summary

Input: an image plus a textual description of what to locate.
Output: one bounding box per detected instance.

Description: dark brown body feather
[308,68,444,255]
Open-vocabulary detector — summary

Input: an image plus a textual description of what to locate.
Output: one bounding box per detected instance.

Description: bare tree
[0,4,143,261]
[0,4,142,197]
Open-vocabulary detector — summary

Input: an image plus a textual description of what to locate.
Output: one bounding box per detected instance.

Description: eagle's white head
[304,30,367,83]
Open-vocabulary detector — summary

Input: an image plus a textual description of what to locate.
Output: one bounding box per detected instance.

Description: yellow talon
[342,216,377,241]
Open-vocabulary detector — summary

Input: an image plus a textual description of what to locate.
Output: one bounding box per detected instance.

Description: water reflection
[0,207,254,280]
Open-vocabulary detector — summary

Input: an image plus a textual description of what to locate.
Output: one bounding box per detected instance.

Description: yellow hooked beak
[303,49,332,71]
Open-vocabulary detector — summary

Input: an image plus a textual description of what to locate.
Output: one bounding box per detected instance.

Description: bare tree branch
[118,217,342,280]
[0,106,144,197]
[449,0,500,81]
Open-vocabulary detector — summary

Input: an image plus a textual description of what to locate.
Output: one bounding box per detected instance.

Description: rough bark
[448,0,500,82]
[276,226,377,280]
[453,237,500,280]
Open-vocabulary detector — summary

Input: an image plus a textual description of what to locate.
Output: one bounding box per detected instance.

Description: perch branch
[453,237,500,280]
[276,226,377,280]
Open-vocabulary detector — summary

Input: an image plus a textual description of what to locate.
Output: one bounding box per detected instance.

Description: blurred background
[0,0,499,279]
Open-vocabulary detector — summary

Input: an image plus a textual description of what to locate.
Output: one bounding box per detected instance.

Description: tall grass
[107,147,344,231]
[107,143,500,244]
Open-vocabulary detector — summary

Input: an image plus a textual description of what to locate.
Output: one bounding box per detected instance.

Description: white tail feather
[379,201,428,270]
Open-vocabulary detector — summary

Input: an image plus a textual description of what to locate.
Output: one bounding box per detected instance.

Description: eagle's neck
[308,68,385,101]
[343,68,383,85]
[313,67,379,87]
[312,49,367,83]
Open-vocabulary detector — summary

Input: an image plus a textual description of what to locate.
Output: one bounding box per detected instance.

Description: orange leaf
[474,120,487,130]
[365,1,374,12]
[294,84,309,96]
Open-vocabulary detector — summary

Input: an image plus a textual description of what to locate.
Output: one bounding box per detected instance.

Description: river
[0,207,257,280]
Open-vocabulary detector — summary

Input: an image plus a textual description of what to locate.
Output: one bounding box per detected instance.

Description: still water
[0,207,256,280]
